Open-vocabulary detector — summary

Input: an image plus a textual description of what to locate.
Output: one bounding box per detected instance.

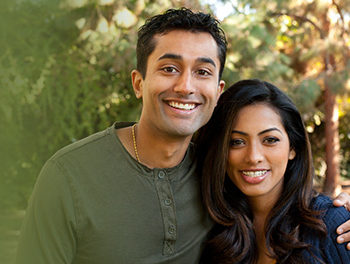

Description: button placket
[168,224,176,234]
[154,170,177,256]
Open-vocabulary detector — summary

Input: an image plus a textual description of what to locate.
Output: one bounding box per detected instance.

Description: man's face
[132,30,225,138]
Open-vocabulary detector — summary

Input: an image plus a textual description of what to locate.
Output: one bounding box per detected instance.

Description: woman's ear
[289,149,296,160]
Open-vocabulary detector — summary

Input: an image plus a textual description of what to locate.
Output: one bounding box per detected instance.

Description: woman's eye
[230,138,245,147]
[264,137,280,144]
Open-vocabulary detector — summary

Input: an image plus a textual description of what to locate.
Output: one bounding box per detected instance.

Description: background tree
[1,0,349,262]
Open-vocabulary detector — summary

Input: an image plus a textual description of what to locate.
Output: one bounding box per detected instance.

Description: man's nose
[173,70,195,95]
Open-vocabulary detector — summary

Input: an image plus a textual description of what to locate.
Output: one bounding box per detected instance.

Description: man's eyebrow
[158,53,182,61]
[197,57,216,68]
[231,127,283,136]
[157,54,217,68]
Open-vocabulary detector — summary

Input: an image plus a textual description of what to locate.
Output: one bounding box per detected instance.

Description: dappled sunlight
[1,1,350,262]
[113,7,137,28]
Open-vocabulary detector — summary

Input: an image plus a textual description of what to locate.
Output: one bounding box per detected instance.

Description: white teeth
[242,170,267,177]
[168,101,196,110]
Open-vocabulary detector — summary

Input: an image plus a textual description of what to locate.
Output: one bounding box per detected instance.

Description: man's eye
[197,69,210,76]
[162,67,177,73]
[263,137,280,144]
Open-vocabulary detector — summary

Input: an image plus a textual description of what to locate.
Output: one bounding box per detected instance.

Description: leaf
[293,79,321,111]
[328,71,348,95]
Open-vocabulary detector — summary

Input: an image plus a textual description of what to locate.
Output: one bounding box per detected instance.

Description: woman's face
[227,103,295,202]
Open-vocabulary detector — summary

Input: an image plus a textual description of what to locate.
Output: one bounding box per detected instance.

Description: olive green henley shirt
[16,123,213,264]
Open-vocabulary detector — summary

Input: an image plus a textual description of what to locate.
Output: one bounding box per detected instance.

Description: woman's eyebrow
[231,127,283,136]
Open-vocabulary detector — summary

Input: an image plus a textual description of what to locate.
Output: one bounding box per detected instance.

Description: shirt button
[158,171,165,179]
[168,225,176,234]
[164,198,172,206]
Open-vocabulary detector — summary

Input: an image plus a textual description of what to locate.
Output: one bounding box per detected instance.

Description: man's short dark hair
[136,8,227,79]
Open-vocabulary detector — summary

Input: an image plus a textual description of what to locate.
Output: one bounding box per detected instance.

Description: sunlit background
[1,0,350,262]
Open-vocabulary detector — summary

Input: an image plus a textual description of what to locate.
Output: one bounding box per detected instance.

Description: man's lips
[166,100,199,110]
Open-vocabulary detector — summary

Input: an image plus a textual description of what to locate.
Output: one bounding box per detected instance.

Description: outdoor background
[1,0,350,263]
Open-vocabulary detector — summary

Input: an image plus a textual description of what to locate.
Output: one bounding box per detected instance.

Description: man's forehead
[153,29,215,43]
[151,30,220,62]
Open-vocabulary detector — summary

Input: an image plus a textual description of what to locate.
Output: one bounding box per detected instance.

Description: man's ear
[131,70,143,99]
[216,80,225,102]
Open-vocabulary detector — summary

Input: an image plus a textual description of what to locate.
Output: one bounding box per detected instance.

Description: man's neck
[116,123,193,169]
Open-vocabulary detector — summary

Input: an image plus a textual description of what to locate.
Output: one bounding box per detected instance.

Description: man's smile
[167,101,198,110]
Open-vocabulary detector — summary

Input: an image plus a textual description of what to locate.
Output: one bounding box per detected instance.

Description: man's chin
[164,123,202,138]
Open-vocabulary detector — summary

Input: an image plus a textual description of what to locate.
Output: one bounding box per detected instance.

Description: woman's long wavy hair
[196,79,326,264]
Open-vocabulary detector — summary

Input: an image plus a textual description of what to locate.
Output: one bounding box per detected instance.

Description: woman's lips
[240,170,269,184]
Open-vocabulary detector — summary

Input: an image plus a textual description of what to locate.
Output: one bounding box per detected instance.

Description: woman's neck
[254,216,275,264]
[248,191,282,264]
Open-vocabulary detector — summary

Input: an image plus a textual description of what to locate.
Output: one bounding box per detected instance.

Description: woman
[196,79,350,263]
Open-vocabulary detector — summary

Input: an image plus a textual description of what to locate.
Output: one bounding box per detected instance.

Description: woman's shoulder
[311,194,332,210]
[308,194,350,263]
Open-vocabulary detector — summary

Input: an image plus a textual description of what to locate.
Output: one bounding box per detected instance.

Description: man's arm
[16,159,77,264]
[333,192,350,249]
[322,201,350,262]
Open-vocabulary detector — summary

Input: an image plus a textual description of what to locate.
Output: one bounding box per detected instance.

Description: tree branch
[331,0,350,62]
[332,0,346,33]
[270,11,325,39]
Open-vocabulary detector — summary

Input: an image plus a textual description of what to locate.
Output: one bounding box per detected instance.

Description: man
[16,8,350,264]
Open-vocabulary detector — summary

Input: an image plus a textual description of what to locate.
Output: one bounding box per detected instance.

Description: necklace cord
[132,124,140,162]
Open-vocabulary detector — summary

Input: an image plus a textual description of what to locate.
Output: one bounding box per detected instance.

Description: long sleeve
[305,195,350,263]
[16,159,77,264]
[321,200,350,263]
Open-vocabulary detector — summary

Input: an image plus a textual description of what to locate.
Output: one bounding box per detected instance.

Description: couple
[16,8,350,264]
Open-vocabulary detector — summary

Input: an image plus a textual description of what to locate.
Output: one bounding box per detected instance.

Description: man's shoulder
[50,125,116,162]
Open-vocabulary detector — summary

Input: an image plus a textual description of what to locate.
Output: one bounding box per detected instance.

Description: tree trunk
[323,81,340,196]
[320,11,340,197]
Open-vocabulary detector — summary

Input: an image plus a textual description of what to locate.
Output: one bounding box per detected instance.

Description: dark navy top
[200,194,350,263]
[302,194,350,263]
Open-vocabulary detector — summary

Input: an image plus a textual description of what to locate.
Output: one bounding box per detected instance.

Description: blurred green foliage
[0,0,135,212]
